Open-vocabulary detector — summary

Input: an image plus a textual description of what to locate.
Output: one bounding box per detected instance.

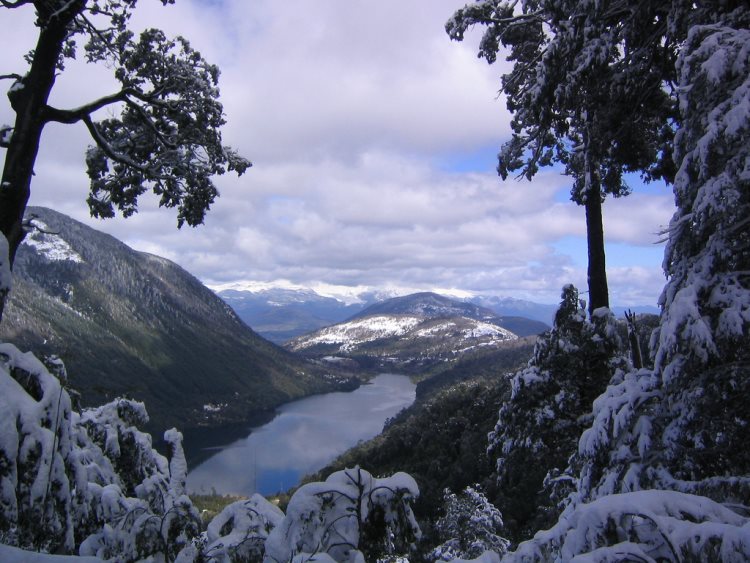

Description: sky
[0,0,675,306]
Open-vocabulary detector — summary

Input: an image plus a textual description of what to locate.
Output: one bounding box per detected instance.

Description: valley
[0,207,554,437]
[0,208,358,435]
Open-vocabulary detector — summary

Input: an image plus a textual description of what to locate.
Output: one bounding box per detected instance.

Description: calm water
[186,373,415,496]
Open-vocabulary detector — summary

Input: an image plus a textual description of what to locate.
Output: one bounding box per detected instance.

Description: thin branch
[123,98,178,149]
[0,73,23,81]
[48,0,82,22]
[78,12,116,49]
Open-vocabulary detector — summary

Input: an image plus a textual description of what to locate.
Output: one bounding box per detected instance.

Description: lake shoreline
[178,377,364,468]
[185,373,415,497]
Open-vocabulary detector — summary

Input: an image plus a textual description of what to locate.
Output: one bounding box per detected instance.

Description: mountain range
[285,292,545,373]
[0,207,355,434]
[215,284,659,344]
[215,287,558,344]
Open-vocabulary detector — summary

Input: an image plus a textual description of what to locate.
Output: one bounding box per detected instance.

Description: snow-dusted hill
[214,287,552,343]
[287,309,519,372]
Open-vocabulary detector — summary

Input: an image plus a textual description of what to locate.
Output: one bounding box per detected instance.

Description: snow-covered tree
[509,490,750,562]
[264,467,421,563]
[203,494,284,563]
[447,0,676,313]
[569,3,750,507]
[651,8,750,492]
[0,0,250,321]
[486,285,624,541]
[498,4,750,560]
[430,485,509,562]
[0,342,200,559]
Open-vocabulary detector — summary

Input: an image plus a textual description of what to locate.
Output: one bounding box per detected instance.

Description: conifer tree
[487,285,625,542]
[447,0,676,313]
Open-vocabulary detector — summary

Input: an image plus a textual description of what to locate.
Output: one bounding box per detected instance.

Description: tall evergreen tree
[570,1,750,507]
[447,0,676,314]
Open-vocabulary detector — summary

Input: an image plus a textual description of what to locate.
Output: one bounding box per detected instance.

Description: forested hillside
[0,208,355,433]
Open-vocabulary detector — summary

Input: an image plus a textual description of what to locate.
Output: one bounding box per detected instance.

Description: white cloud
[0,0,674,307]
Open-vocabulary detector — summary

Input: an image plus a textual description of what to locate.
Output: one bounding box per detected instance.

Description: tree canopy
[447,0,677,313]
[0,0,250,320]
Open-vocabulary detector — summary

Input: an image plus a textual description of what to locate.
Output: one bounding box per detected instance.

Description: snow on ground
[23,220,83,263]
[0,544,102,562]
[293,315,422,350]
[463,321,517,340]
[414,320,457,337]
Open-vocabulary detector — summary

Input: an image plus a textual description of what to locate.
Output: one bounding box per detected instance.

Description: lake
[186,373,415,496]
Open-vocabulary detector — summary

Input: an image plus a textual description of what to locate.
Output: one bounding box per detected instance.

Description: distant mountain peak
[349,291,497,322]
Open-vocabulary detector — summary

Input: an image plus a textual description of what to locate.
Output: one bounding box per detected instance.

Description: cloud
[0,1,674,307]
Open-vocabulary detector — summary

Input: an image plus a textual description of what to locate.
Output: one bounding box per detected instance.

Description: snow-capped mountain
[213,286,552,343]
[0,207,354,434]
[285,292,538,372]
[350,291,496,321]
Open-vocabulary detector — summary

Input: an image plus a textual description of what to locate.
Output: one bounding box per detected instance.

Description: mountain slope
[0,207,353,433]
[350,292,549,337]
[286,293,536,373]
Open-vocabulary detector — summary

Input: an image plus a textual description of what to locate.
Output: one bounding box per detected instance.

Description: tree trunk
[585,190,610,315]
[581,111,610,317]
[0,18,69,322]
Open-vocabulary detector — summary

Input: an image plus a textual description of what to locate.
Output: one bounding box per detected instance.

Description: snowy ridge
[23,220,83,263]
[287,312,519,365]
[292,315,423,351]
[463,321,516,340]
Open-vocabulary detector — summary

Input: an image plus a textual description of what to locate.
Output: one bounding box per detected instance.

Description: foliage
[447,0,675,192]
[82,26,250,226]
[264,467,421,563]
[0,342,201,559]
[430,486,509,562]
[486,285,626,542]
[447,0,678,311]
[0,0,249,324]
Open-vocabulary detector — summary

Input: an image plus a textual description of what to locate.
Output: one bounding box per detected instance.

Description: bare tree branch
[44,91,128,124]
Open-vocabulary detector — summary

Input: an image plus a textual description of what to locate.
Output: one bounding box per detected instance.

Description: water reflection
[186,373,415,496]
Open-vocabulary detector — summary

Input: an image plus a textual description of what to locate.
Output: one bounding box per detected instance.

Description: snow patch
[293,315,422,351]
[23,220,83,263]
